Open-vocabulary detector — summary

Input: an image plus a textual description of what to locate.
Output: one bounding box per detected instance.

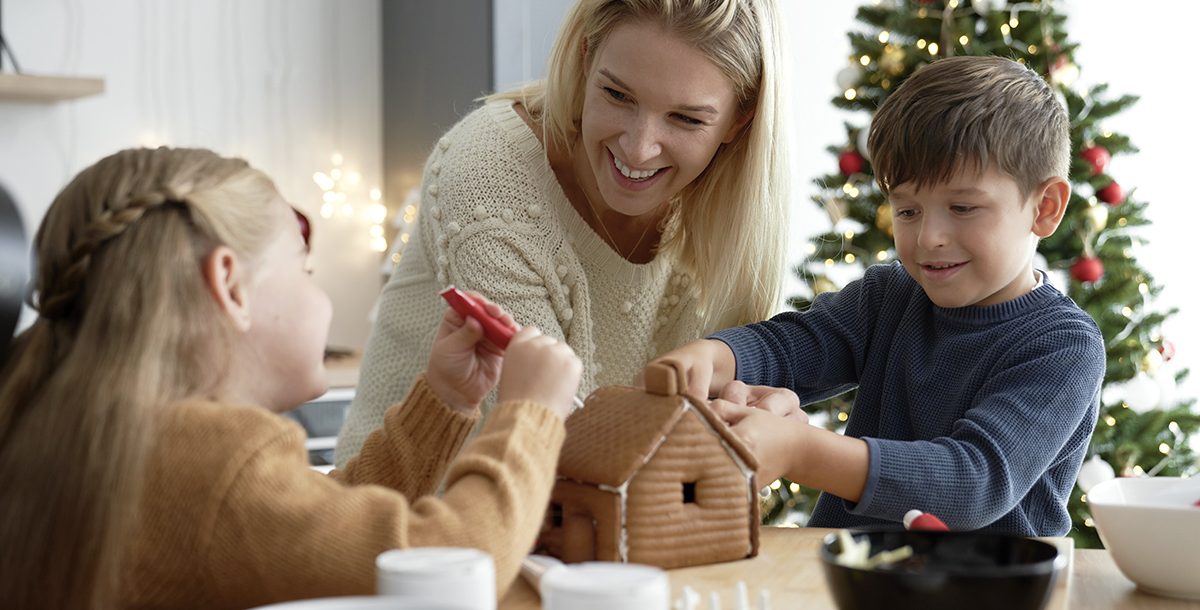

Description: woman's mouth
[609,150,668,191]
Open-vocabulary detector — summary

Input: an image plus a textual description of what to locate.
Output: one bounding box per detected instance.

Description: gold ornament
[1086,202,1109,232]
[824,198,848,225]
[1141,349,1164,375]
[813,277,838,295]
[876,203,894,237]
[879,45,907,76]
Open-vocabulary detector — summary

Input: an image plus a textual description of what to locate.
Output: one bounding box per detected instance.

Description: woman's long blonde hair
[0,148,283,609]
[492,0,792,332]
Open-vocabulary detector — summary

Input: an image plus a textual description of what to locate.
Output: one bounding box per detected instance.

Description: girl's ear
[722,110,755,144]
[201,246,251,331]
[1031,176,1071,238]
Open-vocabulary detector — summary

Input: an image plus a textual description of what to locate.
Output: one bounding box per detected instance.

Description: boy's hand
[426,292,517,414]
[709,400,807,486]
[497,327,581,420]
[718,380,808,424]
[642,339,736,398]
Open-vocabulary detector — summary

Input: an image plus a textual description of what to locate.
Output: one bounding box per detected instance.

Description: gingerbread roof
[556,362,759,487]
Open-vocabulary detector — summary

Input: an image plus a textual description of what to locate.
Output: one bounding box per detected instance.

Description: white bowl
[1086,476,1200,600]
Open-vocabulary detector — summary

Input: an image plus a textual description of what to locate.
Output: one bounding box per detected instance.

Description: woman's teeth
[613,156,660,181]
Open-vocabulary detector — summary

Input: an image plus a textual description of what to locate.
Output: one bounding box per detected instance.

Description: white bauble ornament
[836,65,862,90]
[1123,372,1161,413]
[971,0,992,13]
[1101,381,1125,407]
[1076,454,1116,493]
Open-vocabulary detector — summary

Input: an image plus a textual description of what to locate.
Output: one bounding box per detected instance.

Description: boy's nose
[917,218,949,250]
[618,117,663,166]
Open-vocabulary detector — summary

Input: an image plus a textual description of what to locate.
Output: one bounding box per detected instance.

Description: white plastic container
[375,547,495,610]
[540,562,670,610]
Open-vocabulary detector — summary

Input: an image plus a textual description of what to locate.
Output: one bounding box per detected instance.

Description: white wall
[493,0,574,93]
[0,0,383,351]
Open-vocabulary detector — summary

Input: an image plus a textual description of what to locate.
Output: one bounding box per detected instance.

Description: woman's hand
[497,327,582,420]
[426,292,518,414]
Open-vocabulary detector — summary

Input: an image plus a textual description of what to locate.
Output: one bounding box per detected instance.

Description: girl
[0,147,581,609]
[338,0,792,465]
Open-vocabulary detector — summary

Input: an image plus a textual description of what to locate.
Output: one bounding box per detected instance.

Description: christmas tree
[762,0,1198,549]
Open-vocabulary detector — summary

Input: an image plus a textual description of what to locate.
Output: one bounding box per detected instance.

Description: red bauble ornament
[1097,181,1124,205]
[839,150,865,176]
[1081,145,1111,176]
[1071,256,1104,283]
[1159,339,1176,362]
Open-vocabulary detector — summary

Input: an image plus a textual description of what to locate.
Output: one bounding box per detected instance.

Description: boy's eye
[893,208,916,219]
[951,205,978,214]
[603,86,630,103]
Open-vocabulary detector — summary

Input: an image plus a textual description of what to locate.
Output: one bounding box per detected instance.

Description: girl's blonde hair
[492,0,792,332]
[0,147,284,609]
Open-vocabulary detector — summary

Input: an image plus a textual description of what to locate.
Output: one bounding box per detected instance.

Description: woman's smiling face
[575,19,749,217]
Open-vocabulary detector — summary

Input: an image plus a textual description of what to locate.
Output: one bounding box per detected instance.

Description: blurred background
[0,0,1194,405]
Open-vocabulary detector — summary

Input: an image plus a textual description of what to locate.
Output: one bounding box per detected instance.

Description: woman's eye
[603,87,629,102]
[674,113,703,126]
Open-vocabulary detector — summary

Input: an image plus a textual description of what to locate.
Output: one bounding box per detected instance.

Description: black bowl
[819,530,1066,610]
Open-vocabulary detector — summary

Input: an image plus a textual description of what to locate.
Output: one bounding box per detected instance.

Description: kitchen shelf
[0,73,104,102]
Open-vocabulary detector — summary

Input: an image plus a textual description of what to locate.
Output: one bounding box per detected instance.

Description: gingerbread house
[538,361,760,569]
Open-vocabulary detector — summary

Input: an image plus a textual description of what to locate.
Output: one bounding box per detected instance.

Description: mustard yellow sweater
[124,376,564,609]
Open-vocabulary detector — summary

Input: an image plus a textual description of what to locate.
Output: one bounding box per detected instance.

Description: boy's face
[889,165,1042,308]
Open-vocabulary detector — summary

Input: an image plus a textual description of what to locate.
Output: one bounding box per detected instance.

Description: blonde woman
[338,0,792,465]
[0,147,581,609]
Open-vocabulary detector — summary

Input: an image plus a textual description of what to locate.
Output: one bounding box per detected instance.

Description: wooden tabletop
[499,527,1199,610]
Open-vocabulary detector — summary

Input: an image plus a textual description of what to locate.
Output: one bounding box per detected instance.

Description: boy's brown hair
[867,55,1069,199]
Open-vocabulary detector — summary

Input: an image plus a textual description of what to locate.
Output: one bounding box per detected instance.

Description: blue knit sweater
[711,262,1105,536]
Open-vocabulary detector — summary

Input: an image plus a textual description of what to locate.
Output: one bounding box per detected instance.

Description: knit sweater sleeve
[430,103,574,342]
[850,323,1105,529]
[332,375,477,497]
[711,265,889,403]
[202,399,565,608]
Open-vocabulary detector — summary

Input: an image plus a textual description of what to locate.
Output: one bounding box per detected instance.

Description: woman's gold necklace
[584,193,657,261]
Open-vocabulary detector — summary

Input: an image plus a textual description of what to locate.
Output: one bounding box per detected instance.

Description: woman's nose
[618,116,663,166]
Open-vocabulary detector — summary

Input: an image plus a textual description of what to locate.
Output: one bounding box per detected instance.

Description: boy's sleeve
[710,265,889,402]
[847,324,1105,529]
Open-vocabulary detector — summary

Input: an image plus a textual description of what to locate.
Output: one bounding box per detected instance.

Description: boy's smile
[889,165,1064,308]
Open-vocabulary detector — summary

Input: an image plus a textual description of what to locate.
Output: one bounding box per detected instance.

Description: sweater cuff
[386,375,480,463]
[479,399,566,455]
[708,328,760,382]
[845,437,884,518]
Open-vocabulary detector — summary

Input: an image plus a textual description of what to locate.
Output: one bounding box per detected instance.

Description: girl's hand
[496,327,581,420]
[426,292,518,414]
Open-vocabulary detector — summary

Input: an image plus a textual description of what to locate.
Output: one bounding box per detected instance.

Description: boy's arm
[712,398,870,501]
[846,327,1105,530]
[653,265,889,400]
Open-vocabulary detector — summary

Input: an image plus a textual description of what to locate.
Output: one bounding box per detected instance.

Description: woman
[338,0,792,464]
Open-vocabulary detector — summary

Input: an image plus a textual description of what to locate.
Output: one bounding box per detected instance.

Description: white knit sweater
[335,101,704,465]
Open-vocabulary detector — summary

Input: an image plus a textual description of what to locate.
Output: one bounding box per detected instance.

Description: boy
[652,56,1105,536]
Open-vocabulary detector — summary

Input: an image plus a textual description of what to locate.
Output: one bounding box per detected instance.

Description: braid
[36,191,181,321]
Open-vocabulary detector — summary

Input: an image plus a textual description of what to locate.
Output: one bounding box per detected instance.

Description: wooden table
[499,527,1200,609]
